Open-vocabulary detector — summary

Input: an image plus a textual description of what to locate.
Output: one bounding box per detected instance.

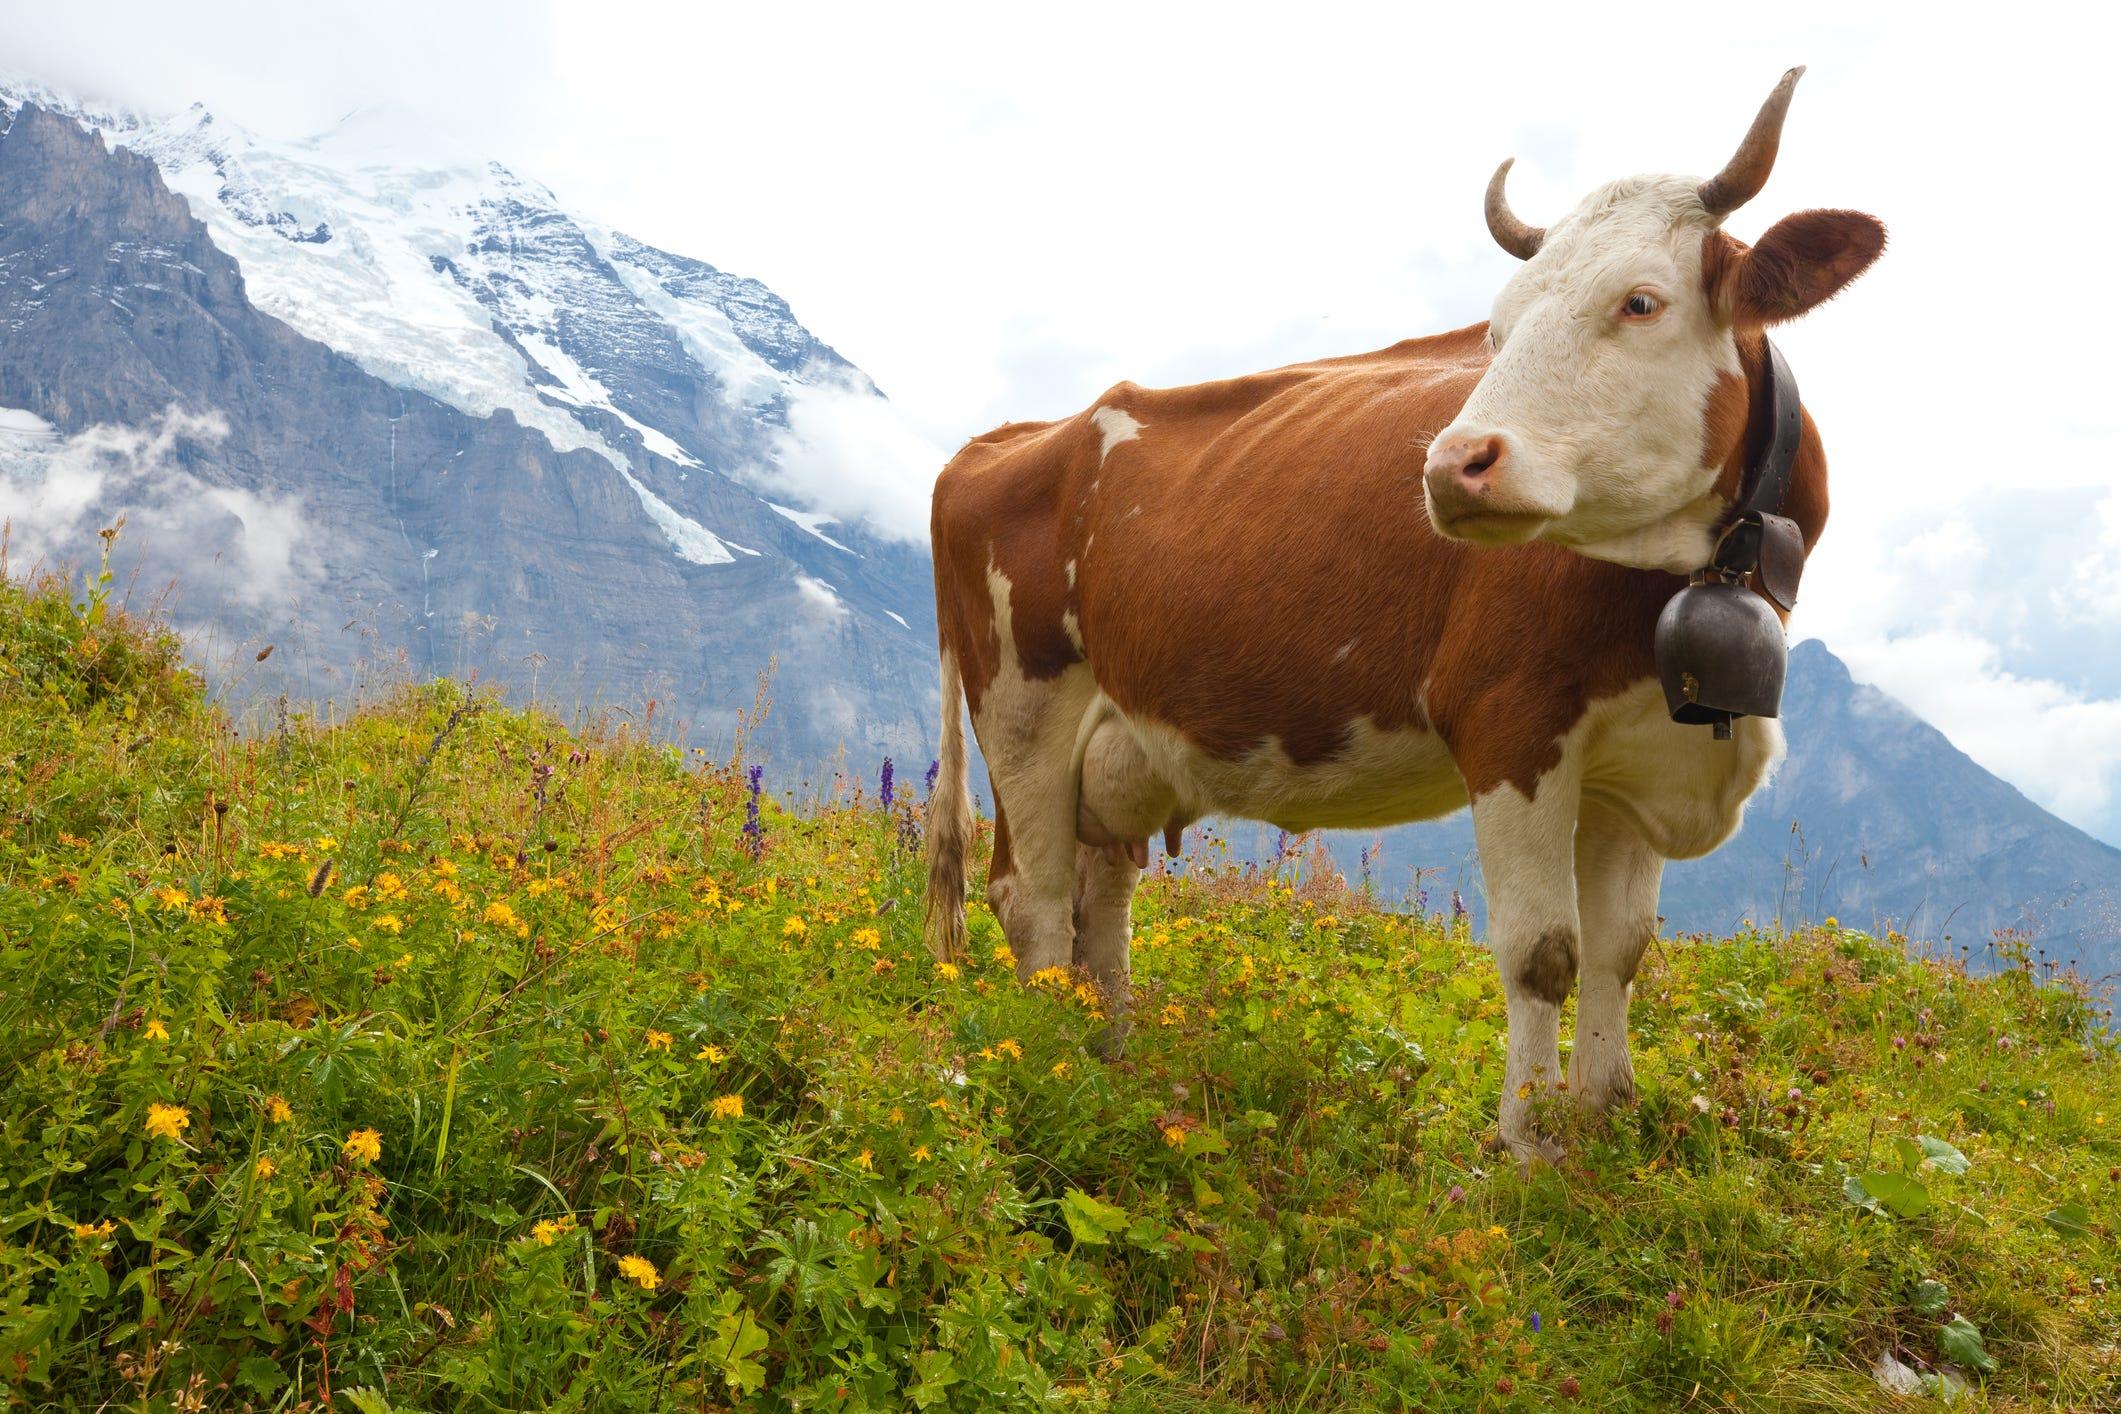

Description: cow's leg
[975,676,1097,980]
[1470,772,1582,1163]
[1569,799,1662,1110]
[1072,844,1139,1040]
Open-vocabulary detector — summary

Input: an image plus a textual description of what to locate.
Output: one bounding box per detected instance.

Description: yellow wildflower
[374,872,408,900]
[342,1128,383,1165]
[695,1043,728,1064]
[991,942,1016,968]
[1159,1002,1186,1027]
[394,953,412,970]
[313,835,338,852]
[782,915,808,938]
[144,1103,190,1141]
[711,1094,745,1120]
[482,900,530,938]
[616,1254,660,1291]
[937,962,961,982]
[854,1149,874,1171]
[371,914,404,935]
[143,1019,169,1042]
[341,885,371,911]
[255,1156,278,1180]
[644,1029,672,1052]
[73,1219,115,1240]
[1161,1125,1188,1149]
[265,1095,294,1124]
[531,1215,578,1247]
[912,1144,932,1162]
[995,1038,1024,1061]
[1028,966,1070,989]
[1050,1060,1072,1078]
[154,885,190,912]
[888,1106,906,1125]
[850,927,881,950]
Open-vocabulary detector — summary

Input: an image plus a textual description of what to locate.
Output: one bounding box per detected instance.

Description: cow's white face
[1426,178,1738,573]
[1423,70,1884,575]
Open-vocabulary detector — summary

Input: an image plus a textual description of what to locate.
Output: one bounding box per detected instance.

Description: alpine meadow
[1,543,2115,1410]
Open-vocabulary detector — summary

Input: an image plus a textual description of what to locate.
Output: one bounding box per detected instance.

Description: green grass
[0,559,2116,1412]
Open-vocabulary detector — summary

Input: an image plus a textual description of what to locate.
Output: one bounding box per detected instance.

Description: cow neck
[1704,336,1805,612]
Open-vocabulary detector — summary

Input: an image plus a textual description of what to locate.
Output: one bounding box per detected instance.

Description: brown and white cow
[923,69,1883,1158]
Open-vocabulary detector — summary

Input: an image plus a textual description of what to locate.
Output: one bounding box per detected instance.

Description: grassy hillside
[1,560,2116,1412]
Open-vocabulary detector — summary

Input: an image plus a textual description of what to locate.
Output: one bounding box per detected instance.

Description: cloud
[754,368,948,544]
[0,405,315,607]
[2059,489,2121,626]
[791,572,849,620]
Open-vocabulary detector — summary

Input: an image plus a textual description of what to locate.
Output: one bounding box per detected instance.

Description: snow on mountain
[1,80,918,564]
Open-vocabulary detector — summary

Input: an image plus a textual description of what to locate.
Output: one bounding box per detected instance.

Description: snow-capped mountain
[0,82,938,767]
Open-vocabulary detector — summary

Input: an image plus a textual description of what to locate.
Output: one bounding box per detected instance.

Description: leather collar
[1705,337,1805,611]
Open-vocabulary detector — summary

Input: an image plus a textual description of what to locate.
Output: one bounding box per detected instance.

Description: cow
[922,69,1883,1159]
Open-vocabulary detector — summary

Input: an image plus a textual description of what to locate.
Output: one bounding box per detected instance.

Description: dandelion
[145,1103,190,1141]
[342,1129,383,1165]
[143,1019,169,1042]
[644,1030,672,1052]
[937,962,961,982]
[1162,1125,1189,1148]
[254,1156,277,1180]
[696,1043,728,1064]
[782,915,808,938]
[154,885,190,912]
[711,1094,745,1120]
[265,1096,293,1124]
[616,1254,661,1291]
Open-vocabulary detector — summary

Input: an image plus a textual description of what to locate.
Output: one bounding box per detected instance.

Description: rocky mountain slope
[0,86,935,767]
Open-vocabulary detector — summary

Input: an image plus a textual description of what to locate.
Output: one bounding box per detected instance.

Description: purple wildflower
[742,764,765,858]
[924,758,940,795]
[879,757,895,811]
[1530,1310,1541,1334]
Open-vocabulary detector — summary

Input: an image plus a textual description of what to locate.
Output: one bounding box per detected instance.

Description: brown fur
[1514,928,1580,1006]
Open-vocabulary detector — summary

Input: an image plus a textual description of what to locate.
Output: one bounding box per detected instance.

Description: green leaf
[1937,1314,1998,1374]
[236,1357,288,1396]
[2044,1201,2090,1236]
[1917,1136,1970,1175]
[1061,1188,1130,1246]
[1892,1135,1922,1174]
[1855,1171,1931,1218]
[1912,1279,1950,1317]
[1842,1175,1878,1211]
[340,1389,399,1414]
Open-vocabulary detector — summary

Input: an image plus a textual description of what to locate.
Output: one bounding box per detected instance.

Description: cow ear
[1718,209,1886,326]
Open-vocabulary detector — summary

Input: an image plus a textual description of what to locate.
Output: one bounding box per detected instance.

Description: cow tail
[923,649,972,963]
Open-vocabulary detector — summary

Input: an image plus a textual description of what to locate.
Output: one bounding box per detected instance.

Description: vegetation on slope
[0,558,2116,1412]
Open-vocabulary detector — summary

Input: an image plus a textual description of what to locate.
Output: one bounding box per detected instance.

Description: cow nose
[1426,432,1507,489]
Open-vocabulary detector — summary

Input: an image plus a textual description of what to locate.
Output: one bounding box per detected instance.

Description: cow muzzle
[1423,430,1553,542]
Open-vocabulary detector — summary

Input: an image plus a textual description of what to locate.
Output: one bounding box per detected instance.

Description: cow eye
[1621,291,1663,320]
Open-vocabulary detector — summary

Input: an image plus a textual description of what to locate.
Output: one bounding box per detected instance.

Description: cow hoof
[1501,1129,1566,1170]
[1090,1018,1131,1062]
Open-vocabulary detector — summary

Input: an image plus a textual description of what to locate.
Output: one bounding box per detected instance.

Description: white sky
[5,0,2120,843]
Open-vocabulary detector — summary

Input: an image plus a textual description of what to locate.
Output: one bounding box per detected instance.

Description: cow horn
[1698,66,1806,218]
[1484,158,1544,260]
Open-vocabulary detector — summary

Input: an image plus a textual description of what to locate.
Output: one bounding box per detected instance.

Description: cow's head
[1422,69,1884,573]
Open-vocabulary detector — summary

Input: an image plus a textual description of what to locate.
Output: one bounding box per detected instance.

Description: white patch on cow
[973,558,1100,975]
[1061,609,1085,654]
[1064,559,1076,587]
[1091,407,1142,465]
[1332,638,1356,663]
[1576,676,1783,858]
[1100,713,1466,837]
[1430,175,1742,574]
